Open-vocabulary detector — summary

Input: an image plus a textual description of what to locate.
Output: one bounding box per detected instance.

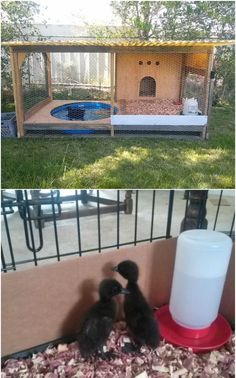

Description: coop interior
[21,51,113,136]
[1,190,235,377]
[21,51,209,138]
[115,52,207,115]
[7,40,235,138]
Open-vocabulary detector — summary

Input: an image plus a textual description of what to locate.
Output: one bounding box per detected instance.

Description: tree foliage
[89,1,234,104]
[161,1,235,40]
[90,1,235,41]
[1,1,41,92]
[1,1,40,41]
[110,1,163,39]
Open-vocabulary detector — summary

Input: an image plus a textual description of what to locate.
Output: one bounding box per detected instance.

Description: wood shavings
[2,323,234,378]
[117,99,183,116]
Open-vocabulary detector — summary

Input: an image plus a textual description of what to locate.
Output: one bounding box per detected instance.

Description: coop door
[139,76,156,97]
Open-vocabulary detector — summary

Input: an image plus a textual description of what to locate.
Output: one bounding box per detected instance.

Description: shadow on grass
[2,137,234,188]
[2,104,235,189]
[55,144,234,188]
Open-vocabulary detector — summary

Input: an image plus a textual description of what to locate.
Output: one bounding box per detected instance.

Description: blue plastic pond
[51,102,117,122]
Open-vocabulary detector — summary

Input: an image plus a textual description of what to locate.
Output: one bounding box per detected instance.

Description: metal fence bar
[2,234,169,272]
[150,190,156,242]
[166,190,174,238]
[134,190,139,246]
[75,190,82,256]
[117,190,120,249]
[2,204,16,271]
[97,190,101,253]
[24,190,38,266]
[213,190,223,230]
[1,246,7,273]
[51,191,60,261]
[1,190,235,273]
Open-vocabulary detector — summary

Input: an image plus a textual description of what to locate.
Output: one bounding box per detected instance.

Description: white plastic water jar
[183,98,199,115]
[169,230,232,330]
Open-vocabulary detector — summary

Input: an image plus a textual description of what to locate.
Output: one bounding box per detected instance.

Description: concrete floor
[1,190,235,270]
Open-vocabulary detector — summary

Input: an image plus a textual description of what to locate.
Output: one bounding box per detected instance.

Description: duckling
[77,278,129,358]
[112,260,160,349]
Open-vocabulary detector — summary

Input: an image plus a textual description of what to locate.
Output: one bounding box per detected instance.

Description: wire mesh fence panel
[23,52,114,137]
[21,53,49,112]
[113,52,209,138]
[52,52,111,102]
[20,49,212,138]
[116,54,183,115]
[183,70,205,113]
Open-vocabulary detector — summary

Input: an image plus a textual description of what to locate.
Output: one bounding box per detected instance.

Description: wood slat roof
[2,39,234,48]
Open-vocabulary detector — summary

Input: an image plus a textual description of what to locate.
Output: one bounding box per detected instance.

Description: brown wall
[2,238,235,356]
[115,52,209,101]
[186,53,208,70]
[116,53,183,100]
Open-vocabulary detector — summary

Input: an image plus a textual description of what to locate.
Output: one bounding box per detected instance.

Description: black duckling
[112,260,160,349]
[77,278,129,358]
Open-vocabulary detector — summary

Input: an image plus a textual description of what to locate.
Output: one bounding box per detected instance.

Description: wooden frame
[5,40,232,138]
[9,49,53,137]
[179,54,186,101]
[9,48,26,137]
[204,51,215,115]
[44,52,53,100]
[110,52,116,137]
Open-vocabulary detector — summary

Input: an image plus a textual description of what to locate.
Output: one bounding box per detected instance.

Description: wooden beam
[10,48,25,137]
[114,53,117,102]
[110,52,115,137]
[206,49,215,118]
[203,49,214,115]
[44,52,53,100]
[179,54,186,101]
[12,44,214,55]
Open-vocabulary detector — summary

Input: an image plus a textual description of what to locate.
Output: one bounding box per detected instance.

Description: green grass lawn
[1,106,235,189]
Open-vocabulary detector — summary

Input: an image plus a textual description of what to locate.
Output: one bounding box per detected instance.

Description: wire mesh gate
[1,190,235,272]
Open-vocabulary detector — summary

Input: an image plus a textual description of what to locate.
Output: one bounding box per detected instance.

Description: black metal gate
[1,190,234,272]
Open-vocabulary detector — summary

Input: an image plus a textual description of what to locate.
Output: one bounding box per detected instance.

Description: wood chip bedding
[117,100,183,115]
[2,322,234,378]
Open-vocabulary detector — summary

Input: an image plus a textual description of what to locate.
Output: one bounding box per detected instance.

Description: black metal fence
[1,190,235,273]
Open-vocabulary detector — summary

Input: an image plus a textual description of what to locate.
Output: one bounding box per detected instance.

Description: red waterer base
[155,305,232,353]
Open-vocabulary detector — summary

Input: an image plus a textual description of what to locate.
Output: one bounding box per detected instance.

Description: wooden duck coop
[3,39,234,138]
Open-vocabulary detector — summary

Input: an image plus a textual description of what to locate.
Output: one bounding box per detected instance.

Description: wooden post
[44,52,53,100]
[206,49,216,118]
[203,49,214,115]
[10,48,26,137]
[179,53,186,101]
[110,52,115,137]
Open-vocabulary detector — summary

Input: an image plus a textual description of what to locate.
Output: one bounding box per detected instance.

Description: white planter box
[111,115,208,126]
